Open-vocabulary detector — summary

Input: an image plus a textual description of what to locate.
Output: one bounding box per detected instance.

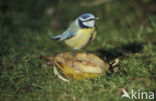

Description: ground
[0,0,156,101]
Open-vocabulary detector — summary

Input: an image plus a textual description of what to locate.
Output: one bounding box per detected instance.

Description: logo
[122,89,155,100]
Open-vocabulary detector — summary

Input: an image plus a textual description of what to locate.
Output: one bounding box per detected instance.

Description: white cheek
[83,21,95,28]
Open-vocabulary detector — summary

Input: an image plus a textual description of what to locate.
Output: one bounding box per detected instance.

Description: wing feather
[52,21,79,41]
[59,31,77,41]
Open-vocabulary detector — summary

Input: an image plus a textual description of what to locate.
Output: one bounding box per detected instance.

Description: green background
[0,0,156,101]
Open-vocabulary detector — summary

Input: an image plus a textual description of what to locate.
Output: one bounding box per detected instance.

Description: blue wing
[51,21,78,41]
[59,31,77,41]
[51,31,77,41]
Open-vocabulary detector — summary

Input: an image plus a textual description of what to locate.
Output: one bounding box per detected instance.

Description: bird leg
[83,48,88,55]
[72,49,75,58]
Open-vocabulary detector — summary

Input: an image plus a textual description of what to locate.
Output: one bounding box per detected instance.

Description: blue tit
[51,13,99,56]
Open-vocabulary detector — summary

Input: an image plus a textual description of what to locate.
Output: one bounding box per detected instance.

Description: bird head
[76,13,99,28]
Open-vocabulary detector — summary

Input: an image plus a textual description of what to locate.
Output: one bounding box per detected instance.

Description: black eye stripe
[82,18,95,22]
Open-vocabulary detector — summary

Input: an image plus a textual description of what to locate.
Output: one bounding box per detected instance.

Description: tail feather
[51,35,62,40]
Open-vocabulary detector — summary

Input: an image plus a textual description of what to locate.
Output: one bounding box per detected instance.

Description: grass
[0,0,156,101]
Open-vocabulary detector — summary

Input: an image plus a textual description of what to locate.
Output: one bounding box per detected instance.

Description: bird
[51,13,99,57]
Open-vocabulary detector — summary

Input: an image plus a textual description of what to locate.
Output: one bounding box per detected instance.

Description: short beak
[95,17,99,20]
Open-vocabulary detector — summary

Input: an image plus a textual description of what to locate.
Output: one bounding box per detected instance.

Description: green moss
[0,0,156,101]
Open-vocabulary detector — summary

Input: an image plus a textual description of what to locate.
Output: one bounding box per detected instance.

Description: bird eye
[88,19,94,21]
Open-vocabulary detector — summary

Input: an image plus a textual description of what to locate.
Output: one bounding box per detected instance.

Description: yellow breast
[65,28,97,49]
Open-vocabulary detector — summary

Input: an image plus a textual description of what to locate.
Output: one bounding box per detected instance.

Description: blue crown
[80,13,93,19]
